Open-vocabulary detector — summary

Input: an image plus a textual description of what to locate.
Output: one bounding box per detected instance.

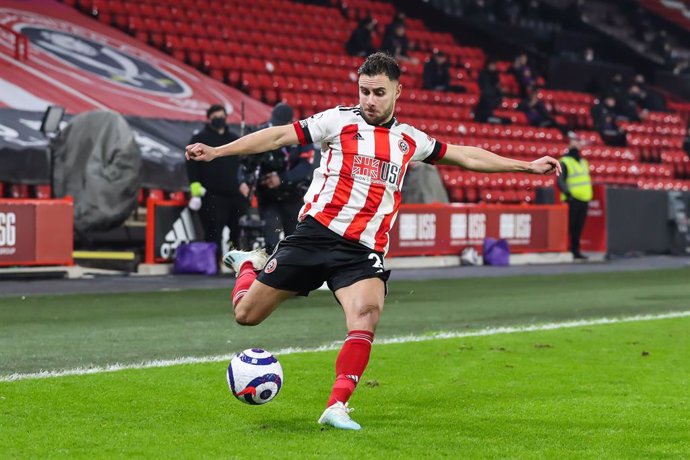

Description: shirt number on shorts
[368,253,384,272]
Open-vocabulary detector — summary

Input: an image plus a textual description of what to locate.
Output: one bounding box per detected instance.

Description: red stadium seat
[9,184,30,199]
[32,185,52,199]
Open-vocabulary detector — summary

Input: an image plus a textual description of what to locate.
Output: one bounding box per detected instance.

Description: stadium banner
[0,109,198,190]
[145,199,204,264]
[0,198,73,266]
[388,204,568,257]
[580,185,607,253]
[0,1,269,122]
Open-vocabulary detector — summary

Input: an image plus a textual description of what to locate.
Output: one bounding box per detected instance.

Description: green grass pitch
[1,269,689,457]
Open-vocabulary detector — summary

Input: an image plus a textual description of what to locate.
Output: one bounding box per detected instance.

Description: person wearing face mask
[186,104,249,261]
[557,134,593,260]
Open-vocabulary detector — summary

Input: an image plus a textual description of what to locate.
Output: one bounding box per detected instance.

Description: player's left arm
[438,144,562,175]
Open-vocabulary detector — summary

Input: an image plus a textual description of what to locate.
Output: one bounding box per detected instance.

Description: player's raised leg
[224,249,296,325]
[318,277,386,430]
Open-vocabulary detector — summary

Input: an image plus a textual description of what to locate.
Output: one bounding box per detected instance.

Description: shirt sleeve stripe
[292,121,313,145]
[424,141,448,165]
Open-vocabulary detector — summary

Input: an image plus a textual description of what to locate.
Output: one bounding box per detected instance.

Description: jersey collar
[356,105,397,129]
[379,116,397,129]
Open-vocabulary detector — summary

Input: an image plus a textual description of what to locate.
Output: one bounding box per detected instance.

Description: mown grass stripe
[2,310,688,383]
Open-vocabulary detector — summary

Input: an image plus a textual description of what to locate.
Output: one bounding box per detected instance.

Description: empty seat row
[447,186,537,204]
[638,179,690,191]
[454,123,566,142]
[0,184,51,199]
[620,122,686,137]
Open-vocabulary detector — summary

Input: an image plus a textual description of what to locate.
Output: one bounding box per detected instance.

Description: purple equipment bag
[483,237,510,266]
[173,242,218,275]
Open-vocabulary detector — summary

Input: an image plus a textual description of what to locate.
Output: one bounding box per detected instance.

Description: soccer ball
[226,348,283,405]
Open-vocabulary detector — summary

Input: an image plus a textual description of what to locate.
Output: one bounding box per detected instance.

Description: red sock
[326,330,374,407]
[231,262,257,309]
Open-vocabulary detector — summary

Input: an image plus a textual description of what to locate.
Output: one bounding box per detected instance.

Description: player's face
[358,74,401,126]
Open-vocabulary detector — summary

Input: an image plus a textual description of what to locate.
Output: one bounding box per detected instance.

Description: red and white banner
[0,198,73,266]
[0,0,269,123]
[388,203,568,257]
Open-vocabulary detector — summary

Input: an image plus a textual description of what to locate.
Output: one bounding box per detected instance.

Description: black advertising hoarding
[146,199,204,263]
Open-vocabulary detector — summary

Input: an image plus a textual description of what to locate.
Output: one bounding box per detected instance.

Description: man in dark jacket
[346,17,376,57]
[518,90,557,128]
[475,60,506,123]
[238,103,313,252]
[381,23,412,62]
[186,104,248,258]
[590,97,627,146]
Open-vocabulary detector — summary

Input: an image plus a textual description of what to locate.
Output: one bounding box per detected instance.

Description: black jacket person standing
[186,104,249,258]
[238,103,313,253]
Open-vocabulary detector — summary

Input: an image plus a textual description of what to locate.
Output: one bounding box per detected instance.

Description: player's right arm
[185,124,299,162]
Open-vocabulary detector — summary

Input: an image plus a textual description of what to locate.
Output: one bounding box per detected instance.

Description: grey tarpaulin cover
[402,162,450,204]
[52,110,142,233]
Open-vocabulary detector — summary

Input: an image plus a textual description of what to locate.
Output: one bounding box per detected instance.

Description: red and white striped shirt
[293,106,447,254]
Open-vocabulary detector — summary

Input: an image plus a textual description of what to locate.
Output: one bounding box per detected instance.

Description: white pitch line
[2,310,689,383]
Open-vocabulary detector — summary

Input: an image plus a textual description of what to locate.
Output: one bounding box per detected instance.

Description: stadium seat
[32,185,52,199]
[9,184,30,199]
[54,0,690,198]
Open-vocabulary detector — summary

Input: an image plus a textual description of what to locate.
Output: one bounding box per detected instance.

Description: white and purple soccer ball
[227,348,283,405]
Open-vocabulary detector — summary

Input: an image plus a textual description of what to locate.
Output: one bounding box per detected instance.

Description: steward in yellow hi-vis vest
[560,156,592,202]
[557,136,592,260]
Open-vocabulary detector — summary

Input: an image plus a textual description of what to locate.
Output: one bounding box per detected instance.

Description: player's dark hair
[358,52,401,82]
[206,104,226,119]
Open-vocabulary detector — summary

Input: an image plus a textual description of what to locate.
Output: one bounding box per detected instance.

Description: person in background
[604,73,627,102]
[591,96,627,146]
[383,11,406,45]
[558,134,593,260]
[618,85,643,122]
[512,53,536,97]
[238,103,313,253]
[381,22,415,63]
[186,104,248,259]
[422,50,465,92]
[475,60,507,124]
[632,74,665,111]
[346,17,377,57]
[518,89,558,128]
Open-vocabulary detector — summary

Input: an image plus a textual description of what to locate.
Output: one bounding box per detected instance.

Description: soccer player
[186,52,561,430]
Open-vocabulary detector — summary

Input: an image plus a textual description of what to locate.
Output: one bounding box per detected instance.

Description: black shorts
[257,216,391,296]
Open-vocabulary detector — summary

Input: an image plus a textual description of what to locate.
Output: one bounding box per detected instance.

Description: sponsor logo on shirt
[351,155,401,188]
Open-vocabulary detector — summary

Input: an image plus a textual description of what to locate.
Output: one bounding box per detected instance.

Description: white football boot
[317,401,361,430]
[222,249,268,276]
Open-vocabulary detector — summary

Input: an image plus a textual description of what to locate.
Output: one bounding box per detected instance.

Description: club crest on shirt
[398,139,410,154]
[264,258,277,273]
